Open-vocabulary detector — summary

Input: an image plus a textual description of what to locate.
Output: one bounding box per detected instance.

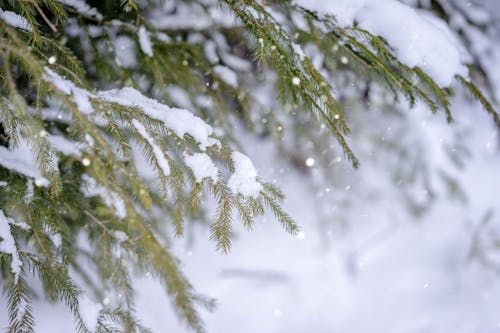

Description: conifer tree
[0,0,498,332]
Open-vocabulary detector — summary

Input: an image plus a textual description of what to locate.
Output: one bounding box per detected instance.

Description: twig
[33,2,58,33]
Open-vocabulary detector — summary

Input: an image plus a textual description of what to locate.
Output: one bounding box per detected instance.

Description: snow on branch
[81,175,127,219]
[132,119,171,179]
[183,152,219,183]
[0,9,32,31]
[42,68,265,200]
[228,152,262,198]
[97,87,220,151]
[57,0,103,20]
[0,142,50,187]
[138,26,154,57]
[295,0,468,87]
[43,68,94,115]
[0,210,26,284]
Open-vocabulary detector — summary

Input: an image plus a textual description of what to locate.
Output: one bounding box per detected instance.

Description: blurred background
[154,1,500,331]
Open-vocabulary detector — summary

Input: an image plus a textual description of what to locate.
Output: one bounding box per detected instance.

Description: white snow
[213,65,238,88]
[48,134,83,158]
[294,0,468,87]
[204,41,219,64]
[0,181,7,187]
[16,299,27,321]
[113,36,137,68]
[0,142,50,187]
[149,14,211,31]
[220,53,252,72]
[148,1,233,31]
[81,175,127,219]
[227,152,262,197]
[138,26,154,57]
[10,220,30,230]
[0,9,32,31]
[49,232,62,249]
[34,178,50,187]
[167,86,194,110]
[84,134,95,147]
[98,87,219,151]
[0,210,23,284]
[109,192,126,219]
[183,153,219,183]
[24,179,34,203]
[78,295,102,330]
[43,68,94,114]
[114,230,128,242]
[291,42,305,61]
[357,1,467,87]
[132,119,171,178]
[58,0,102,20]
[295,0,366,27]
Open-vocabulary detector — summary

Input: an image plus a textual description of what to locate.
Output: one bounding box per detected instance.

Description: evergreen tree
[0,0,497,332]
